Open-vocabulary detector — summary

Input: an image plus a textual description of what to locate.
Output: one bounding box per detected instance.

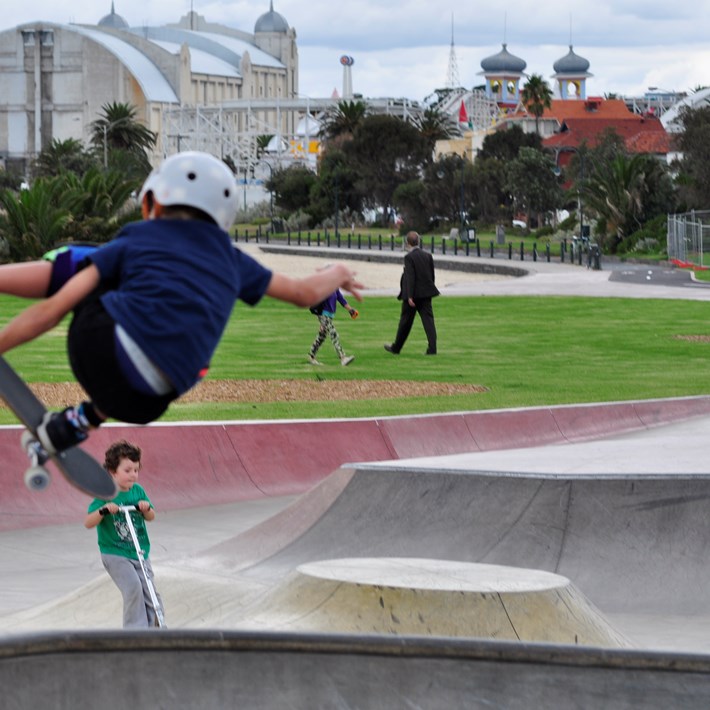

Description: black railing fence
[234,227,602,269]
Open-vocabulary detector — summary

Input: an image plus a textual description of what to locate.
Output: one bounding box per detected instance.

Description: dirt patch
[21,379,487,409]
[674,335,710,343]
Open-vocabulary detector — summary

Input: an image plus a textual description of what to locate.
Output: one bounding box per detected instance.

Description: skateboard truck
[21,430,51,491]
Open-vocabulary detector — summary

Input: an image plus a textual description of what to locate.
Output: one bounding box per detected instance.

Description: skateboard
[119,505,167,628]
[0,355,117,499]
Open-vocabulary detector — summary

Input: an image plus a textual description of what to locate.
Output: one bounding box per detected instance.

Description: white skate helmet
[139,151,238,232]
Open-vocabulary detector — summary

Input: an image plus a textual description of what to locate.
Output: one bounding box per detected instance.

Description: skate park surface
[3,250,710,708]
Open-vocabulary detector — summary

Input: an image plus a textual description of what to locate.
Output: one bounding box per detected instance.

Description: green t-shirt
[88,483,152,560]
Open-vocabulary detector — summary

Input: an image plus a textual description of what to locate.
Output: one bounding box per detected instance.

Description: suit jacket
[398,246,440,301]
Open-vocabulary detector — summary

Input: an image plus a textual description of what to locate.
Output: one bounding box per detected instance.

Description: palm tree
[89,102,157,175]
[0,179,73,260]
[320,100,368,143]
[581,153,650,250]
[521,74,553,135]
[414,106,456,157]
[32,138,97,178]
[256,134,274,158]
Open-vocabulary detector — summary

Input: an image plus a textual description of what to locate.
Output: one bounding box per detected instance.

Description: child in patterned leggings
[308,288,358,366]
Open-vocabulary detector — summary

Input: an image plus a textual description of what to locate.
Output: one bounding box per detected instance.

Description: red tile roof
[506,97,671,155]
[543,115,671,154]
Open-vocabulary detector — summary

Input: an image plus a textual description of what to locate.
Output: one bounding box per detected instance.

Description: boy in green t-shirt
[85,440,164,628]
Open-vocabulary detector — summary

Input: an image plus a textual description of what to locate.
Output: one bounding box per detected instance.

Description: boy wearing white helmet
[0,151,363,454]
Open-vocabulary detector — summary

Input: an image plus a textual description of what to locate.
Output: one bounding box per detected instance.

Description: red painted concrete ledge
[1,396,709,530]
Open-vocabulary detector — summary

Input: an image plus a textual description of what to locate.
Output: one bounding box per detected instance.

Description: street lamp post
[257,160,275,233]
[459,157,466,240]
[556,146,585,240]
[578,152,585,241]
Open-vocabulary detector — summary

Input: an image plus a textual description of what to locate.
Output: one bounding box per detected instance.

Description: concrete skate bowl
[4,631,710,710]
[4,398,710,705]
[195,464,710,651]
[2,395,710,531]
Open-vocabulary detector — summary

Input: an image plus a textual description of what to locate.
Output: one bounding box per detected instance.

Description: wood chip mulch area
[20,380,488,408]
[674,335,710,343]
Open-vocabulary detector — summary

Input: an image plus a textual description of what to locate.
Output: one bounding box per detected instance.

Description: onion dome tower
[479,44,527,106]
[552,45,592,100]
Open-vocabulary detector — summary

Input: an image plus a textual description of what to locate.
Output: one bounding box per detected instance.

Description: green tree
[89,102,157,177]
[320,100,369,144]
[256,134,274,158]
[672,105,710,209]
[59,167,141,243]
[414,106,456,157]
[343,114,428,225]
[470,157,510,222]
[32,138,98,179]
[393,180,429,232]
[581,152,668,252]
[521,74,553,135]
[478,124,542,161]
[309,149,362,226]
[0,167,140,260]
[506,147,562,227]
[267,164,318,217]
[0,179,73,260]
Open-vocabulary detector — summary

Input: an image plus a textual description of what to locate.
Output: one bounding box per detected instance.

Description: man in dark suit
[384,231,439,355]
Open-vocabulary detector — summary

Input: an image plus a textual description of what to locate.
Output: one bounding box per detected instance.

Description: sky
[4,1,710,103]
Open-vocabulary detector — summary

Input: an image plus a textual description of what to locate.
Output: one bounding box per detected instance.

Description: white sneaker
[308,355,323,366]
[341,355,355,367]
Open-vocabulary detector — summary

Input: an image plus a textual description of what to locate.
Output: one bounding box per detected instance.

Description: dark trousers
[68,289,175,424]
[393,297,437,353]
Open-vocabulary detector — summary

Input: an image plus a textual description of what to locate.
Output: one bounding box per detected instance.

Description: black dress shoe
[384,344,400,354]
[425,350,437,355]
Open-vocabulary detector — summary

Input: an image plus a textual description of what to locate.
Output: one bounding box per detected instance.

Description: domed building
[552,45,592,100]
[97,3,129,30]
[0,2,298,171]
[254,1,290,33]
[479,43,527,106]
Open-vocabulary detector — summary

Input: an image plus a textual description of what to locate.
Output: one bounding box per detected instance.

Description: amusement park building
[0,2,298,172]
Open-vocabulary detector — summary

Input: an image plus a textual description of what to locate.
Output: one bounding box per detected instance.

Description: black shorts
[68,289,176,424]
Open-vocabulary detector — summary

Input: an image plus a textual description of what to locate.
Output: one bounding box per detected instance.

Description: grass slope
[1,294,709,422]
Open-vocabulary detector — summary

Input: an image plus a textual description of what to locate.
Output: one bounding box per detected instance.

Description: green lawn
[1,294,709,423]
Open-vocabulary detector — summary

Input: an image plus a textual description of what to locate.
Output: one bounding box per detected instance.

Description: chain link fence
[667,210,710,265]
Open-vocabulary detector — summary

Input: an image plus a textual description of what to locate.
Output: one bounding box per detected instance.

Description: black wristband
[99,507,109,517]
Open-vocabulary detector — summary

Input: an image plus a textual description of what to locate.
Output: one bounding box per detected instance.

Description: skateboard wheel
[25,466,51,491]
[21,429,35,450]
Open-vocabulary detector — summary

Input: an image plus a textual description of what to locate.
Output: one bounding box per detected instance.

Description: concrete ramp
[3,631,710,710]
[196,465,710,624]
[239,558,631,646]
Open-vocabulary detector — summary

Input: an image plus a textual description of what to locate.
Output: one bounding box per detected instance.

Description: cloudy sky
[4,1,710,102]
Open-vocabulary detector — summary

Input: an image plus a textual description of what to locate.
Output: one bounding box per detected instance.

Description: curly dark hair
[104,440,142,473]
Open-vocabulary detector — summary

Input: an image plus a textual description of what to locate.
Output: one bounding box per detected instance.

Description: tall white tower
[340,55,354,98]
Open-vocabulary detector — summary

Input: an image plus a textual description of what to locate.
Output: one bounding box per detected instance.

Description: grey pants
[101,553,163,628]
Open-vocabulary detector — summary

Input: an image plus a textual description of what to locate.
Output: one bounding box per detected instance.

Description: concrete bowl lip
[296,558,569,593]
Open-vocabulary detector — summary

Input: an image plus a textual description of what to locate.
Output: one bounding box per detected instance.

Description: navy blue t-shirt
[89,219,272,395]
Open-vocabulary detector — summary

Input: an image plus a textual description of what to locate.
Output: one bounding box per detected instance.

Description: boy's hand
[349,308,359,319]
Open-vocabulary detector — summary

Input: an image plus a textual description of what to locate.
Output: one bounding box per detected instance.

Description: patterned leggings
[309,315,345,359]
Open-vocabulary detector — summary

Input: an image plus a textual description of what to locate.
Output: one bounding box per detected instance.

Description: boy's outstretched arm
[0,264,100,354]
[266,263,364,308]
